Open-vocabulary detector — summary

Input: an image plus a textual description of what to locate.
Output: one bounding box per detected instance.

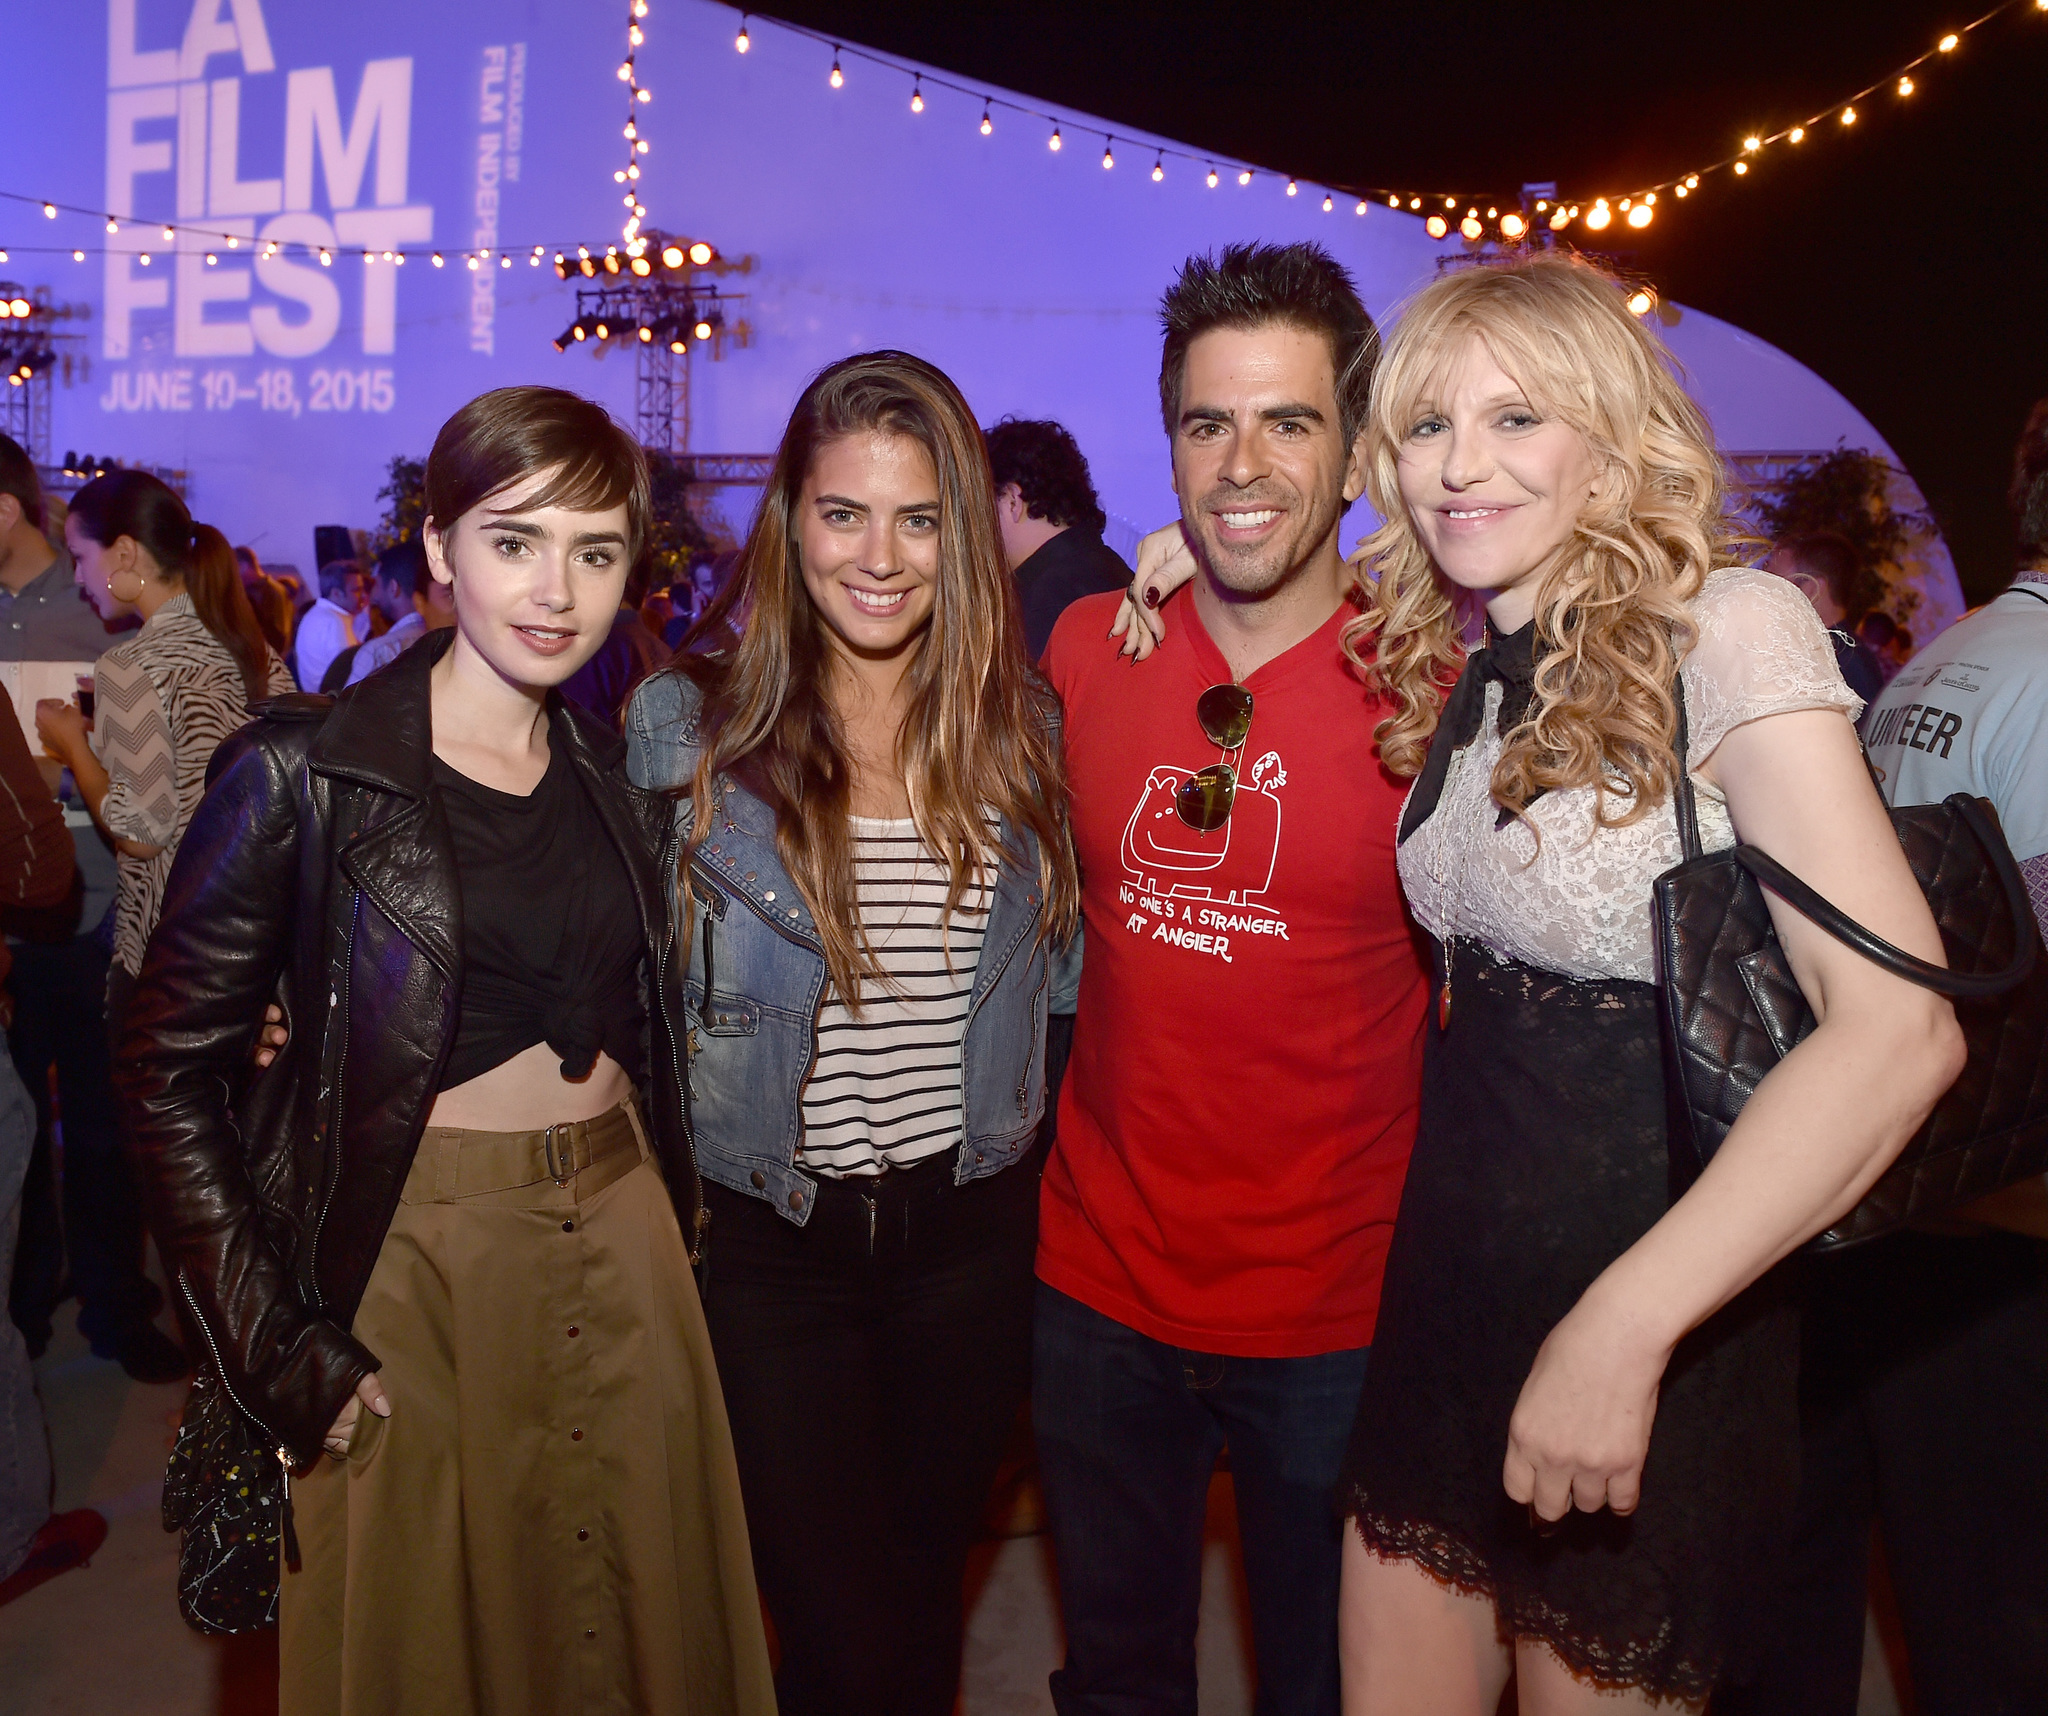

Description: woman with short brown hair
[120,385,774,1715]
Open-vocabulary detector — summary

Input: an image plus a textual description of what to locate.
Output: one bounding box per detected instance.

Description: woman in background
[626,349,1075,1716]
[34,470,293,1026]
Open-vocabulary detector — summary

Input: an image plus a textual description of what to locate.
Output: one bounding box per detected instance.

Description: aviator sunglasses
[1175,683,1255,831]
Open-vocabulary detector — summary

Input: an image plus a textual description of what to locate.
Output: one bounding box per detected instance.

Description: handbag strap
[1733,795,2036,999]
[1672,676,1704,860]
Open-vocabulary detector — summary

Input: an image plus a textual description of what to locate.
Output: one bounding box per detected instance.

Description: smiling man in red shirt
[1034,243,1427,1715]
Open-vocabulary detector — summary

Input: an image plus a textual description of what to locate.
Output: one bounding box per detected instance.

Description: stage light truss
[549,231,751,452]
[0,282,85,462]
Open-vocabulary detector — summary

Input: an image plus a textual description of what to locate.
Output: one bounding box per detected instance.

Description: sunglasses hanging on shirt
[1175,683,1255,831]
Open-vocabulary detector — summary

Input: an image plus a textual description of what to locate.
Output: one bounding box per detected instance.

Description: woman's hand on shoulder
[1107,522,1199,662]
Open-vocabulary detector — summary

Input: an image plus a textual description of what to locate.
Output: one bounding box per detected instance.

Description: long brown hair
[673,350,1077,1008]
[68,470,271,703]
[1344,253,1741,825]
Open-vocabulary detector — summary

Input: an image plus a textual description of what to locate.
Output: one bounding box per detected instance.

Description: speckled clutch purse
[161,1363,300,1634]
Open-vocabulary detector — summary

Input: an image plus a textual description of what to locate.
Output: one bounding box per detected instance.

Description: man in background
[293,559,367,694]
[985,418,1133,662]
[1765,530,1888,704]
[345,539,452,686]
[0,439,179,1383]
[1737,402,2048,1715]
[562,557,673,732]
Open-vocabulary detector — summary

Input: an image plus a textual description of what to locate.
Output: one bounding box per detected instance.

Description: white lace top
[1398,567,1863,983]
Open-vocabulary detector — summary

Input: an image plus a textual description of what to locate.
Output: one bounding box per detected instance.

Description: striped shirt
[91,593,294,975]
[798,817,993,1178]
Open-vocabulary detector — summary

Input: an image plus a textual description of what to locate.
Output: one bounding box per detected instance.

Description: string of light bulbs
[725,0,2044,241]
[613,0,656,251]
[1,1,2039,271]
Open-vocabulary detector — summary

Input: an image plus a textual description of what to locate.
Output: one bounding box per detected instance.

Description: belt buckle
[544,1123,577,1187]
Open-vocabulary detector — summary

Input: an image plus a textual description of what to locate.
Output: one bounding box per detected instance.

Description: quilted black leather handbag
[1652,689,2048,1251]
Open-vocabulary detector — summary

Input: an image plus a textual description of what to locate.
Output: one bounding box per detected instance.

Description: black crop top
[431,730,646,1092]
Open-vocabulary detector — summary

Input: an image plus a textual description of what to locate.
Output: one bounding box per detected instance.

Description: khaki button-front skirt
[279,1098,774,1716]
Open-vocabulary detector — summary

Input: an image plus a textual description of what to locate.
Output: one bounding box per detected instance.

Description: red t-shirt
[1038,586,1427,1357]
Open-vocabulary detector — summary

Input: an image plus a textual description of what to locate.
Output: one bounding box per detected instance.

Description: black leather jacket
[116,632,699,1466]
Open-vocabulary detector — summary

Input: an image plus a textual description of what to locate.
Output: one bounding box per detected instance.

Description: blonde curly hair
[1343,253,1745,826]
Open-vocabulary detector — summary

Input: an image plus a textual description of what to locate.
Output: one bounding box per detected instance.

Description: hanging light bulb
[735,16,749,52]
[1743,135,1762,152]
[1486,205,1498,218]
[1206,166,1219,188]
[1285,178,1299,196]
[1675,184,1689,198]
[980,105,993,135]
[1734,160,1750,175]
[1237,168,1253,186]
[1356,200,1369,215]
[1626,289,1656,317]
[1938,31,1959,50]
[1585,202,1613,230]
[1788,126,1805,143]
[689,241,713,264]
[1627,203,1653,228]
[1686,174,1700,187]
[1459,214,1482,240]
[1548,207,1571,230]
[42,203,55,219]
[1049,126,1062,151]
[105,218,117,233]
[1500,211,1526,238]
[1840,105,1857,124]
[226,235,238,248]
[72,249,85,261]
[1426,214,1449,238]
[1322,193,1334,212]
[829,52,843,89]
[317,247,331,266]
[911,79,924,113]
[1102,138,1114,169]
[1152,155,1165,182]
[694,319,713,340]
[637,87,650,103]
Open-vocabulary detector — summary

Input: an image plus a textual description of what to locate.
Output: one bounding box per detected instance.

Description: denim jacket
[624,669,1052,1225]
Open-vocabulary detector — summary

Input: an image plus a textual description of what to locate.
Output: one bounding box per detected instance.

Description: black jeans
[6,935,154,1351]
[1033,1283,1370,1716]
[700,1143,1040,1716]
[1727,1232,2048,1716]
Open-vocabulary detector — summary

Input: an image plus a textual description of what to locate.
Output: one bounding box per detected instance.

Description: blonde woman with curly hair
[1116,253,1963,1711]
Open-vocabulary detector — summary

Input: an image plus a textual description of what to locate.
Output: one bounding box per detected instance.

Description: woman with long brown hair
[626,348,1076,1716]
[34,470,292,1025]
[1118,254,1963,1710]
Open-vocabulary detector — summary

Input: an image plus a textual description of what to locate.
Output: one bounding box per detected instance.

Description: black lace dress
[1339,582,1859,1700]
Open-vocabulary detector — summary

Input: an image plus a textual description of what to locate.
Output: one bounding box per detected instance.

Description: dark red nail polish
[1143,586,1160,609]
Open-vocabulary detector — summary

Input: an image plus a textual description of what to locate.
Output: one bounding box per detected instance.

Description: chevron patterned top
[89,593,294,976]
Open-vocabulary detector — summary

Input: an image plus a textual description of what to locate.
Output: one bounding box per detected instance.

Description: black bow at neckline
[1397,620,1540,844]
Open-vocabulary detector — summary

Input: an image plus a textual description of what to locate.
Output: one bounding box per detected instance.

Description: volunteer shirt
[1865,574,2048,862]
[1039,585,1427,1356]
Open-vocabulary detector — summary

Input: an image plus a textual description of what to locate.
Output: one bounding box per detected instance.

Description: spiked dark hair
[1158,242,1379,448]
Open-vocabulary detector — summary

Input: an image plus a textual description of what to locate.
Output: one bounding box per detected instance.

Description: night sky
[767,0,2047,601]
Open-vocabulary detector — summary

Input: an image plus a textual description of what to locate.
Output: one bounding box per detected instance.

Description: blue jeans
[1033,1283,1370,1716]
